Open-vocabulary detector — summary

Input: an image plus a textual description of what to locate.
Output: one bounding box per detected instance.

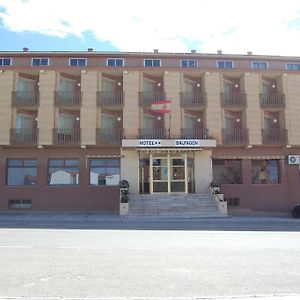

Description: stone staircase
[126,193,227,218]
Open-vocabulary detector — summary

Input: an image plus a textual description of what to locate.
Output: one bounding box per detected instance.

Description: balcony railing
[139,91,166,106]
[12,91,39,107]
[262,128,287,145]
[138,128,167,139]
[96,128,123,145]
[10,128,38,145]
[54,91,82,106]
[180,92,206,107]
[222,128,248,145]
[97,91,124,107]
[221,92,247,107]
[181,128,209,139]
[53,128,81,145]
[260,93,285,108]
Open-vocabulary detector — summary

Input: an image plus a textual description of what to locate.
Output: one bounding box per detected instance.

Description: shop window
[252,159,280,184]
[212,159,242,184]
[89,159,120,186]
[7,159,37,186]
[48,159,79,185]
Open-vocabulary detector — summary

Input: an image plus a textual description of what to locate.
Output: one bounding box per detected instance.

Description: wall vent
[226,198,239,206]
[9,199,32,209]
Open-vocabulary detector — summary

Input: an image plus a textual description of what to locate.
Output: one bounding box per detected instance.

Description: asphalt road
[0,215,300,299]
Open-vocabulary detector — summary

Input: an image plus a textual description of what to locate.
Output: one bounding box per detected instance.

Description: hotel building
[0,48,300,215]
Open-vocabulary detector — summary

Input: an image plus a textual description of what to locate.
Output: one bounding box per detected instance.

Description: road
[0,215,299,299]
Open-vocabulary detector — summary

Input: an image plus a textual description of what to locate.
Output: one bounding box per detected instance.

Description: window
[7,159,37,186]
[107,58,124,67]
[212,159,242,184]
[89,159,120,186]
[9,199,32,209]
[69,58,87,66]
[48,159,79,185]
[251,61,268,69]
[181,59,198,68]
[217,60,233,69]
[0,58,11,66]
[144,59,161,67]
[286,63,300,70]
[32,58,49,66]
[252,159,280,184]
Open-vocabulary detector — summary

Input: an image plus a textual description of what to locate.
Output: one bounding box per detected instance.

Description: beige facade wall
[243,73,262,145]
[123,71,140,139]
[164,71,181,136]
[205,72,222,143]
[283,74,300,145]
[38,71,56,145]
[81,71,98,145]
[120,149,139,193]
[0,71,14,145]
[194,150,213,193]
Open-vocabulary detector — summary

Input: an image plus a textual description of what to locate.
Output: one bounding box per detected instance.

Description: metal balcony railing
[138,128,167,139]
[139,91,166,106]
[53,128,81,145]
[180,92,206,107]
[96,128,123,145]
[180,128,209,139]
[10,128,38,145]
[54,91,82,106]
[222,128,248,145]
[262,128,287,145]
[221,92,247,107]
[260,93,285,108]
[97,91,124,107]
[12,91,39,107]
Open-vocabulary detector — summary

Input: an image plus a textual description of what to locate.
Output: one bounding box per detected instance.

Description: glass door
[170,157,186,193]
[152,157,169,193]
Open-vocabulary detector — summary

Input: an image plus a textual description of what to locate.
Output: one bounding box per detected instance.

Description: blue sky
[0,0,300,56]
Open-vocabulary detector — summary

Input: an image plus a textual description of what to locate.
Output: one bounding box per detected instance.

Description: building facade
[0,49,300,214]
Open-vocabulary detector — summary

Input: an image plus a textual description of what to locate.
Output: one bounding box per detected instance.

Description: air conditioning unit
[287,155,300,165]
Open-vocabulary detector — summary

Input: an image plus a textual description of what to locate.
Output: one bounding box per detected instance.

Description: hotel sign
[122,139,216,148]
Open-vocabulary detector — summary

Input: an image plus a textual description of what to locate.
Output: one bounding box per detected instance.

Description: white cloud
[0,0,300,55]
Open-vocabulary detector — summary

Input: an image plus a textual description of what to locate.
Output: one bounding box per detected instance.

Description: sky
[0,0,300,56]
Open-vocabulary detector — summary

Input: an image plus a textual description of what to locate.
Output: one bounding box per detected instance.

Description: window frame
[31,58,49,66]
[180,59,198,68]
[216,60,234,69]
[106,58,124,67]
[89,158,120,186]
[48,158,80,186]
[212,159,243,185]
[144,59,161,67]
[0,58,12,66]
[251,61,268,69]
[69,58,87,67]
[251,159,281,185]
[6,158,38,186]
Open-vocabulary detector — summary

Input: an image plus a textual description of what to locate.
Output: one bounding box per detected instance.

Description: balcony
[53,128,81,145]
[54,91,82,106]
[10,128,38,145]
[222,128,248,145]
[139,91,166,106]
[12,91,39,107]
[260,93,285,109]
[221,92,247,108]
[138,128,167,139]
[96,128,123,146]
[181,128,209,139]
[262,128,287,145]
[180,92,206,108]
[97,91,124,107]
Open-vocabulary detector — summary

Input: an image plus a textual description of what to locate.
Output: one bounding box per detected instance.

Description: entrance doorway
[139,152,195,194]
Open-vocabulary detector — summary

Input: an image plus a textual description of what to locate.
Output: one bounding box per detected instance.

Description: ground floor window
[212,159,242,184]
[7,159,37,186]
[252,159,280,184]
[48,159,79,185]
[89,159,120,186]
